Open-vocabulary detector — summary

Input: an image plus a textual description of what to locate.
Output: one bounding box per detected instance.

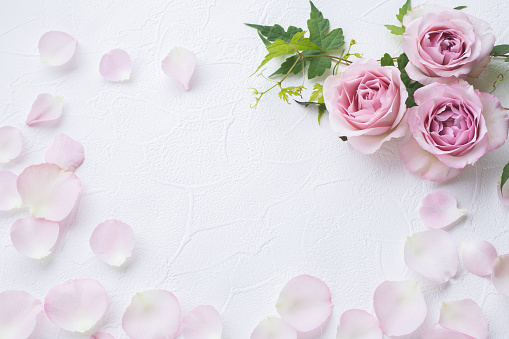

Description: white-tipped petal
[0,170,22,211]
[336,309,382,339]
[161,46,196,91]
[11,217,59,259]
[461,240,498,277]
[99,49,132,82]
[250,317,297,339]
[26,94,63,126]
[492,254,509,296]
[0,126,22,163]
[0,290,43,339]
[182,305,222,339]
[45,133,84,171]
[90,332,115,339]
[38,31,76,66]
[419,191,466,229]
[90,219,134,267]
[439,300,488,339]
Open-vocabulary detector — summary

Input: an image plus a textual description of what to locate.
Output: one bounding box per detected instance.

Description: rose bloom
[402,5,495,85]
[402,82,508,182]
[323,59,408,154]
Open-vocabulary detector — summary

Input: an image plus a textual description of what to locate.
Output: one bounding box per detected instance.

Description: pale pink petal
[182,305,222,339]
[336,309,382,339]
[89,219,134,267]
[419,190,466,229]
[422,327,475,339]
[44,279,108,333]
[99,49,132,82]
[0,126,22,163]
[478,89,509,153]
[161,46,196,91]
[38,31,76,66]
[0,170,22,211]
[45,133,84,172]
[250,317,297,339]
[461,240,498,277]
[17,163,81,221]
[439,299,488,339]
[404,229,459,283]
[276,275,333,332]
[0,290,43,339]
[26,94,63,126]
[122,290,181,339]
[90,332,115,339]
[492,254,509,296]
[11,217,59,259]
[373,280,427,336]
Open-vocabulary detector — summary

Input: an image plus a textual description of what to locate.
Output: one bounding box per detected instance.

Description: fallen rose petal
[492,254,509,296]
[11,217,59,259]
[336,309,382,339]
[422,327,475,339]
[90,332,115,339]
[26,94,63,126]
[251,317,297,339]
[373,280,427,336]
[404,229,459,283]
[44,279,108,333]
[0,290,43,339]
[182,305,222,339]
[276,274,333,332]
[0,126,22,163]
[45,133,84,172]
[439,299,487,339]
[122,290,181,339]
[99,49,132,82]
[17,163,81,221]
[161,46,196,91]
[38,31,76,66]
[461,240,498,277]
[0,170,22,211]
[419,191,466,229]
[90,219,134,267]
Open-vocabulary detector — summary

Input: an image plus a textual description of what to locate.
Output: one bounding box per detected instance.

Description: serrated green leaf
[245,23,303,43]
[270,55,303,77]
[308,56,332,79]
[397,53,423,107]
[396,0,412,22]
[492,44,509,56]
[307,1,345,52]
[257,30,270,47]
[309,83,324,102]
[453,5,467,10]
[385,24,405,35]
[381,53,395,66]
[290,31,321,51]
[252,39,295,75]
[279,86,304,103]
[502,162,509,193]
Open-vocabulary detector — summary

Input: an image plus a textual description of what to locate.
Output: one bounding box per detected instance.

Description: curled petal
[419,190,466,229]
[182,305,222,339]
[99,49,132,82]
[90,332,115,339]
[17,163,81,221]
[422,327,475,339]
[336,309,382,339]
[38,31,76,66]
[161,46,196,91]
[44,279,108,333]
[122,290,181,339]
[0,290,43,339]
[11,217,59,259]
[45,133,85,172]
[26,94,63,126]
[250,317,297,339]
[276,275,333,332]
[0,170,22,211]
[492,254,509,296]
[478,91,509,153]
[0,126,22,163]
[439,299,488,339]
[461,240,498,277]
[90,219,134,267]
[373,280,427,336]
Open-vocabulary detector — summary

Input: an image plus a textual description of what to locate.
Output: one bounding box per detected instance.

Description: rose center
[424,30,465,65]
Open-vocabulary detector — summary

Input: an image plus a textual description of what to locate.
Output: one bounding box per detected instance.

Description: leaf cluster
[384,0,410,36]
[491,45,509,62]
[396,53,423,107]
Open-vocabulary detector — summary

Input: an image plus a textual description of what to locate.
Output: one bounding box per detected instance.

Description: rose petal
[478,91,509,153]
[492,254,509,296]
[404,229,459,283]
[461,240,498,277]
[161,46,196,91]
[90,332,115,339]
[250,317,297,339]
[99,49,132,82]
[89,219,134,267]
[373,280,427,336]
[182,305,222,339]
[38,31,76,66]
[0,170,22,211]
[0,290,43,339]
[45,133,85,172]
[44,279,108,333]
[17,163,81,221]
[336,309,382,339]
[419,190,466,229]
[422,327,475,339]
[276,274,333,332]
[11,217,59,259]
[122,290,181,339]
[439,299,488,339]
[0,126,22,163]
[26,94,63,126]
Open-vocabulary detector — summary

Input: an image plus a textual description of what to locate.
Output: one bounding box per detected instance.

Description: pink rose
[323,59,408,154]
[402,5,495,85]
[402,82,508,182]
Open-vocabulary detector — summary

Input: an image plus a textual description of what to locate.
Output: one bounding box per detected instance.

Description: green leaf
[396,0,412,22]
[252,39,294,75]
[309,83,324,103]
[385,24,405,35]
[257,31,271,47]
[506,56,509,62]
[307,1,345,51]
[295,99,326,125]
[380,53,395,66]
[308,56,332,79]
[339,136,348,141]
[453,5,467,10]
[290,31,321,51]
[279,86,304,104]
[502,162,509,193]
[491,44,509,56]
[317,103,325,124]
[270,55,304,77]
[245,23,303,43]
[397,53,423,107]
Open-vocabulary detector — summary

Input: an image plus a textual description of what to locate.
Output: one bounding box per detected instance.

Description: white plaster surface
[1,0,509,338]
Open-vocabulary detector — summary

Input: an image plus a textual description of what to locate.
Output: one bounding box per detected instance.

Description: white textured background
[1,0,509,338]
